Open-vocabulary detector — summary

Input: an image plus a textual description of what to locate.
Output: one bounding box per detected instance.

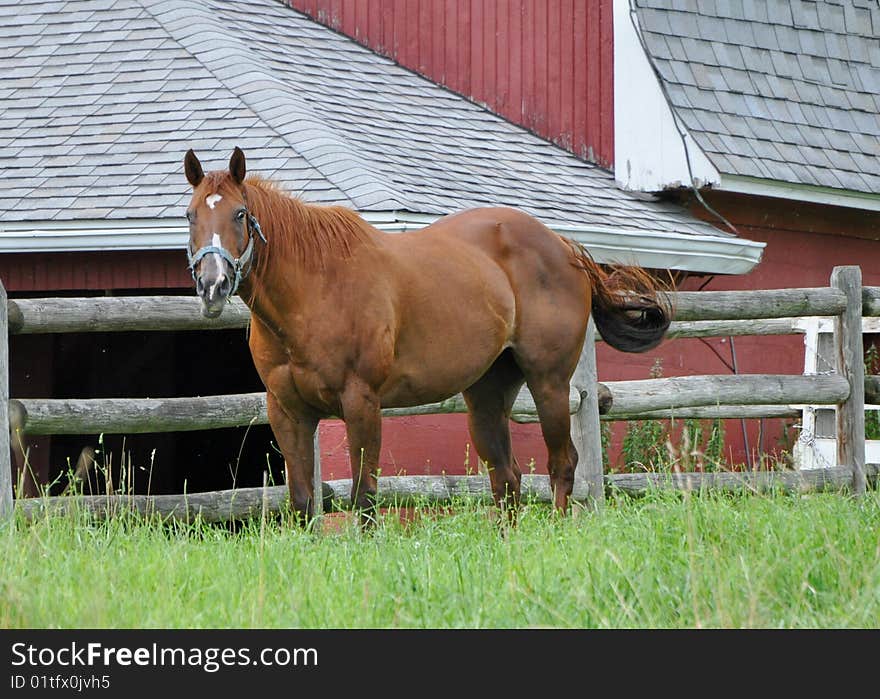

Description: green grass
[2,489,879,629]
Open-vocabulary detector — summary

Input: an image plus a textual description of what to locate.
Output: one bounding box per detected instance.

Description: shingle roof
[633,0,880,194]
[0,0,730,243]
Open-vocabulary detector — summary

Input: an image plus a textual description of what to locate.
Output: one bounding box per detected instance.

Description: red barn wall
[286,0,615,168]
[0,251,191,293]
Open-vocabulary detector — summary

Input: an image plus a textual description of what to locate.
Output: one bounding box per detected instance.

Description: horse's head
[183,147,265,318]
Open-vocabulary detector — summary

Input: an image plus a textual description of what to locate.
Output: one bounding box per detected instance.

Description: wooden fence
[2,266,877,522]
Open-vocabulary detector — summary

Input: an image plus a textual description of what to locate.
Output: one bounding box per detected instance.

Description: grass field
[2,488,878,629]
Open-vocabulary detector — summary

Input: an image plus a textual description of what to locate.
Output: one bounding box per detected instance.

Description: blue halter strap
[186,211,266,298]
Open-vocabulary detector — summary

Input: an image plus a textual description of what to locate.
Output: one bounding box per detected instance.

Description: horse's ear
[229,146,246,184]
[184,149,204,187]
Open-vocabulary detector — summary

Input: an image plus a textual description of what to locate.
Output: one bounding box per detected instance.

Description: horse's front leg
[340,380,382,526]
[266,391,319,527]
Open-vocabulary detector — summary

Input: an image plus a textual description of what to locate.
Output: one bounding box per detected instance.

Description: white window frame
[793,316,880,470]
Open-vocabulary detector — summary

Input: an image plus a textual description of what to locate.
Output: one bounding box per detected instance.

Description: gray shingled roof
[633,0,880,194]
[0,0,734,244]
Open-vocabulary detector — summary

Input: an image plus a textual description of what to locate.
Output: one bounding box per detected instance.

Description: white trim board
[719,175,880,213]
[0,212,764,275]
[613,0,720,193]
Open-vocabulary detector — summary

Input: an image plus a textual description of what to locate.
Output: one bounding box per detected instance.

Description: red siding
[0,251,192,293]
[287,0,615,168]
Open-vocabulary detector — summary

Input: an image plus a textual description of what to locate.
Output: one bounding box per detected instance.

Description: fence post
[0,279,11,519]
[571,317,604,509]
[831,266,866,495]
[312,428,323,528]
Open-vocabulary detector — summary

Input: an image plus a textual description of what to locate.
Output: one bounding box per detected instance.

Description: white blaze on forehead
[205,233,228,300]
[206,193,222,209]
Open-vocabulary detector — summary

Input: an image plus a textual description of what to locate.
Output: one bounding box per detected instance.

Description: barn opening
[9,289,286,497]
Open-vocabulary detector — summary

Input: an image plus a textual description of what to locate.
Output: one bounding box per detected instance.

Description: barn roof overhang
[717,176,880,214]
[0,212,764,276]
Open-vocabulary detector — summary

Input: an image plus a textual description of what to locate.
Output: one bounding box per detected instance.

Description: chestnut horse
[184,148,670,523]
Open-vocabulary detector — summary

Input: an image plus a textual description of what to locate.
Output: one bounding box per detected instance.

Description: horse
[183,147,671,524]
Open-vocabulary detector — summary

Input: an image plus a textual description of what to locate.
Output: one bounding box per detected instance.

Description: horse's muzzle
[196,274,232,318]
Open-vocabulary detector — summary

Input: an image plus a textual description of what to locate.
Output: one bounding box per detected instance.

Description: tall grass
[2,488,878,629]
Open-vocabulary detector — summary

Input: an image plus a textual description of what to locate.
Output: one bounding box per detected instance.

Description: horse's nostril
[196,277,205,295]
[219,276,233,298]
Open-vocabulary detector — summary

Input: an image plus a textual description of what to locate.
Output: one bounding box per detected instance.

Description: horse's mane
[243,175,375,272]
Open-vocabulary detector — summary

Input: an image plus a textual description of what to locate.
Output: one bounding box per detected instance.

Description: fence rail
[11,387,581,435]
[2,268,877,520]
[14,465,879,524]
[11,374,855,435]
[5,285,864,335]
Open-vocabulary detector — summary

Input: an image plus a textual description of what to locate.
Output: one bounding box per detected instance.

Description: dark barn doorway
[11,325,286,496]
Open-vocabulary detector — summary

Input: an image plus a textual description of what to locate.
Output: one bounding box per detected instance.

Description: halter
[186,199,267,299]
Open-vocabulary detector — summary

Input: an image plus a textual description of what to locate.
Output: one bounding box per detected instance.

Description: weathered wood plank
[605,465,865,496]
[0,280,11,519]
[602,374,849,417]
[16,393,269,435]
[8,287,849,336]
[8,296,251,334]
[312,429,323,525]
[571,317,604,506]
[16,465,874,523]
[376,390,586,420]
[11,373,847,435]
[832,267,866,495]
[14,477,504,523]
[601,405,802,421]
[670,288,846,321]
[664,318,803,339]
[15,386,580,435]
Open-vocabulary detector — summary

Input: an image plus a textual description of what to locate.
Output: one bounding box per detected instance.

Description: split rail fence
[1,265,877,523]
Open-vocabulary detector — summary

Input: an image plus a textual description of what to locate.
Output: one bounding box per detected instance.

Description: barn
[18,0,872,497]
[288,0,880,468]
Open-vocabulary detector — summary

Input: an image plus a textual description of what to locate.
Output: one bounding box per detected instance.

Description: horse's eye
[185,211,193,223]
[235,209,246,221]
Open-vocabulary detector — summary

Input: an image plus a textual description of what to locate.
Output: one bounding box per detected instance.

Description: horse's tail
[563,237,673,353]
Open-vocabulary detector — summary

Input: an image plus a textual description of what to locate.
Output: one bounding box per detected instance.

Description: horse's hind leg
[523,374,579,513]
[510,299,585,513]
[462,350,525,520]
